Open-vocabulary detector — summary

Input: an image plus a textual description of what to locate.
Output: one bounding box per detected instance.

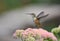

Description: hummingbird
[27,11,49,28]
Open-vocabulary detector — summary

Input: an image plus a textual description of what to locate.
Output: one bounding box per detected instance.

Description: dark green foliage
[44,38,53,41]
[0,0,60,13]
[43,23,57,32]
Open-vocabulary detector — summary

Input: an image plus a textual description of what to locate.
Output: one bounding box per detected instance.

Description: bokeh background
[0,0,60,41]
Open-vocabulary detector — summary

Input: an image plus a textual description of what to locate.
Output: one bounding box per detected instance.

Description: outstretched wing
[37,11,44,18]
[26,13,36,17]
[38,14,49,20]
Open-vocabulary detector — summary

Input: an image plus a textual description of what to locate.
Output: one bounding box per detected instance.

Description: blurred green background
[0,0,60,13]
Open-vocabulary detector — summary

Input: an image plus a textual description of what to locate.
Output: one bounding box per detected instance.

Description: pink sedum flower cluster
[13,28,57,41]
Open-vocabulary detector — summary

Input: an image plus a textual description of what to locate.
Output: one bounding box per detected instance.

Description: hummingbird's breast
[34,18,40,25]
[34,18,42,28]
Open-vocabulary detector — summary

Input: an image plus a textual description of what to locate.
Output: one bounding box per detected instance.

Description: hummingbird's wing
[38,14,49,20]
[37,11,44,18]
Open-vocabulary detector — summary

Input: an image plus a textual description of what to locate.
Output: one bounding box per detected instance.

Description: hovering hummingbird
[27,11,49,28]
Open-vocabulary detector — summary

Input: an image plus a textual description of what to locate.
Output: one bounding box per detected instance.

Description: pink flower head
[48,32,57,41]
[38,28,49,38]
[38,28,57,41]
[22,28,37,38]
[13,28,57,41]
[32,29,41,36]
